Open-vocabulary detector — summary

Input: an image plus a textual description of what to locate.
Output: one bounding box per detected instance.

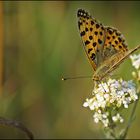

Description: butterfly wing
[108,45,140,73]
[95,45,140,80]
[93,26,129,78]
[77,9,106,71]
[102,26,128,61]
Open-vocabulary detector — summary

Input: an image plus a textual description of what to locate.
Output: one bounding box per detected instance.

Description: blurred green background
[0,1,140,139]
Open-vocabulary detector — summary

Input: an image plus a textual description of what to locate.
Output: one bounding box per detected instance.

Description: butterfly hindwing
[103,27,128,59]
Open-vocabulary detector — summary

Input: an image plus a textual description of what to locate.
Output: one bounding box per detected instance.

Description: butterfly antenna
[61,76,92,81]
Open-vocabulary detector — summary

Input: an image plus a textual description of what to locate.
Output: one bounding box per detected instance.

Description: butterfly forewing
[77,9,106,70]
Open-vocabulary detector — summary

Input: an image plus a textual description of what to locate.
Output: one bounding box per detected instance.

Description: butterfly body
[77,9,140,81]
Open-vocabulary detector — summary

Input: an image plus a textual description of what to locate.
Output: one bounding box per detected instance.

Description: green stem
[120,96,139,139]
[110,126,117,139]
[105,110,117,139]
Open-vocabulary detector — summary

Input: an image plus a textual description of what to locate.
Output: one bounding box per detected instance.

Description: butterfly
[77,9,140,81]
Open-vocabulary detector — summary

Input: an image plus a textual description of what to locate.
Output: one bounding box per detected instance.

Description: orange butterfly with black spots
[77,9,140,81]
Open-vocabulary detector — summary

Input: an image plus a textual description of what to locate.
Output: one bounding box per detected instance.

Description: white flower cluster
[83,79,138,127]
[130,54,140,69]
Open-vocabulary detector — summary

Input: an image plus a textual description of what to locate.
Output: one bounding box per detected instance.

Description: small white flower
[98,109,101,113]
[112,113,124,123]
[96,94,104,102]
[124,104,128,108]
[130,54,140,69]
[94,118,99,123]
[104,93,109,99]
[120,118,124,123]
[102,119,109,127]
[102,114,107,119]
[112,116,118,122]
[83,101,89,107]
